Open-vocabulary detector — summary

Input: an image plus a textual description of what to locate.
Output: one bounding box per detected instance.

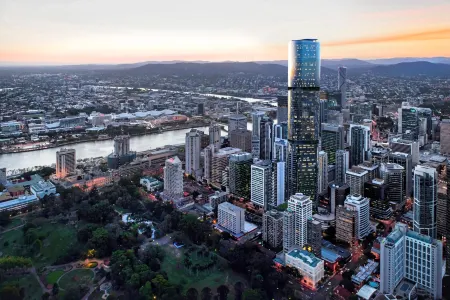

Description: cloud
[324,28,450,47]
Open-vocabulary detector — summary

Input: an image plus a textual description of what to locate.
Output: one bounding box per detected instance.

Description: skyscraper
[318,151,328,194]
[251,160,273,209]
[229,129,252,153]
[344,194,371,239]
[346,166,369,195]
[388,152,413,198]
[440,119,450,154]
[228,114,247,132]
[335,150,349,185]
[262,209,284,249]
[364,178,392,220]
[349,124,370,167]
[277,96,288,123]
[163,156,183,199]
[380,163,405,208]
[56,148,76,179]
[185,129,201,176]
[321,123,344,164]
[209,123,221,149]
[287,39,321,201]
[338,66,347,108]
[251,112,272,160]
[307,218,322,258]
[228,152,252,199]
[287,193,313,249]
[413,165,437,238]
[399,104,419,141]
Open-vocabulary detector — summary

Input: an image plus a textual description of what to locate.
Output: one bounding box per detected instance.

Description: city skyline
[1,0,450,64]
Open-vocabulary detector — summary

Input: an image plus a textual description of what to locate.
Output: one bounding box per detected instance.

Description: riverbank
[0,121,209,155]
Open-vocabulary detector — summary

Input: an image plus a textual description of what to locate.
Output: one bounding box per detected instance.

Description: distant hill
[367,57,450,65]
[369,61,450,77]
[255,59,375,69]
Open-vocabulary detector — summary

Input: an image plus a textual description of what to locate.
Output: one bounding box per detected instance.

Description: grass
[58,269,94,290]
[0,221,77,268]
[160,245,248,296]
[45,270,65,284]
[2,217,23,230]
[0,274,43,300]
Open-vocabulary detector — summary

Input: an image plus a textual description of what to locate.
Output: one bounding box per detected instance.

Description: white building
[380,223,443,299]
[185,129,201,176]
[163,156,183,199]
[288,193,313,249]
[56,148,76,179]
[218,202,245,235]
[285,248,325,290]
[209,123,221,149]
[344,194,371,239]
[318,151,328,194]
[30,180,57,199]
[250,160,272,209]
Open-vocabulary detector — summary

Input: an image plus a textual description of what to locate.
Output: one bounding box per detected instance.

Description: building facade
[288,193,313,249]
[344,194,371,239]
[262,209,284,249]
[413,165,437,238]
[228,114,247,132]
[349,124,370,167]
[163,156,183,199]
[346,167,369,195]
[56,148,76,179]
[228,152,252,199]
[321,123,344,164]
[229,129,252,153]
[185,129,201,176]
[218,202,245,235]
[318,151,328,194]
[337,66,347,108]
[335,150,349,185]
[250,160,273,209]
[285,248,325,290]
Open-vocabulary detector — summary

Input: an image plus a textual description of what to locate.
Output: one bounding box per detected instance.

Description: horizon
[1,0,450,65]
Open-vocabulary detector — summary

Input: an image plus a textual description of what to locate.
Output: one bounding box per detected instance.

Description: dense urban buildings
[228,114,247,132]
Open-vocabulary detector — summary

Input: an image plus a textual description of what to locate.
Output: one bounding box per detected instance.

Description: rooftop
[31,180,56,191]
[287,249,322,268]
[405,230,434,244]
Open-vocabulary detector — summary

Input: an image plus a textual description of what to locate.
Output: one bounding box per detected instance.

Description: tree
[186,287,199,300]
[62,286,82,300]
[151,274,171,297]
[234,282,244,300]
[0,210,11,227]
[216,285,229,300]
[0,285,21,300]
[243,289,264,300]
[139,281,153,300]
[52,283,59,296]
[200,287,212,300]
[88,227,111,257]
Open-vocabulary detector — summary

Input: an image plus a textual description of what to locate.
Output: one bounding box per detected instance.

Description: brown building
[229,129,252,153]
[336,205,356,244]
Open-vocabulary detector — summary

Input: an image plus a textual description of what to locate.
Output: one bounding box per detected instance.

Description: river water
[0,123,253,171]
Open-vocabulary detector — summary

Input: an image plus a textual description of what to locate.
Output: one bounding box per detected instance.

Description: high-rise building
[203,145,214,183]
[437,179,447,240]
[390,138,419,166]
[185,129,201,176]
[388,152,413,198]
[218,202,245,235]
[262,209,284,249]
[318,151,328,194]
[56,148,76,179]
[273,122,288,141]
[0,168,6,185]
[380,163,405,207]
[209,123,221,149]
[287,39,321,202]
[251,160,273,209]
[228,114,247,132]
[287,193,313,249]
[229,129,252,153]
[346,167,369,195]
[107,135,137,169]
[335,150,349,185]
[338,66,347,108]
[252,115,273,160]
[113,135,130,156]
[272,159,287,207]
[307,218,322,258]
[321,123,344,164]
[357,161,379,181]
[208,191,229,210]
[380,223,443,299]
[197,103,204,115]
[344,194,371,239]
[209,147,242,185]
[277,96,288,123]
[364,179,392,220]
[440,119,450,155]
[349,124,370,167]
[446,163,450,275]
[398,105,419,141]
[228,152,252,199]
[328,183,351,210]
[283,210,295,253]
[163,156,183,199]
[336,205,356,244]
[413,165,437,238]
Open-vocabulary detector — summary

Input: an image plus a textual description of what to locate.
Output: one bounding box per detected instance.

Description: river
[0,123,253,171]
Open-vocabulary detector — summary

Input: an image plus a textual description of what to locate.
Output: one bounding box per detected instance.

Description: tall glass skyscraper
[287,39,321,202]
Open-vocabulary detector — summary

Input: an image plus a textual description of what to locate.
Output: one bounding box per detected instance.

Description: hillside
[369,61,450,77]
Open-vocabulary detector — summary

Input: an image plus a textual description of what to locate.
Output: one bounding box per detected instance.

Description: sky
[1,0,450,65]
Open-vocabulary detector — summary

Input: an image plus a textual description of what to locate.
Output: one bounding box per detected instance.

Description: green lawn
[0,221,77,268]
[58,269,94,290]
[46,270,65,284]
[0,274,43,300]
[160,245,248,296]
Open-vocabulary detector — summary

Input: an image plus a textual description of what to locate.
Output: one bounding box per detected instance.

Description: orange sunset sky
[1,0,450,65]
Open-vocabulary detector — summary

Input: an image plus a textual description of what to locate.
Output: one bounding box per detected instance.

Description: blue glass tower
[287,39,321,203]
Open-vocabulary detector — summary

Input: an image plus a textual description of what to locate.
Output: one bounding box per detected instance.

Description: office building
[318,151,328,194]
[328,183,351,209]
[364,179,392,220]
[321,123,344,164]
[338,66,347,108]
[0,168,6,185]
[287,193,313,249]
[336,205,357,244]
[287,39,321,202]
[56,148,76,179]
[217,202,245,235]
[163,156,183,199]
[335,150,349,185]
[228,152,252,199]
[209,123,221,149]
[390,138,419,166]
[285,249,324,290]
[283,210,296,253]
[307,218,322,257]
[398,105,419,141]
[210,147,242,186]
[277,96,288,123]
[273,136,288,162]
[251,160,273,209]
[273,160,286,207]
[208,191,229,210]
[413,165,437,238]
[273,122,288,140]
[440,119,450,154]
[388,152,413,198]
[380,163,405,208]
[380,223,443,299]
[349,124,370,167]
[345,194,371,239]
[229,129,252,153]
[203,145,214,183]
[346,167,369,195]
[228,114,247,132]
[197,103,204,115]
[262,209,284,249]
[446,164,450,275]
[437,180,447,240]
[357,161,379,181]
[107,135,136,169]
[252,115,273,160]
[185,129,201,176]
